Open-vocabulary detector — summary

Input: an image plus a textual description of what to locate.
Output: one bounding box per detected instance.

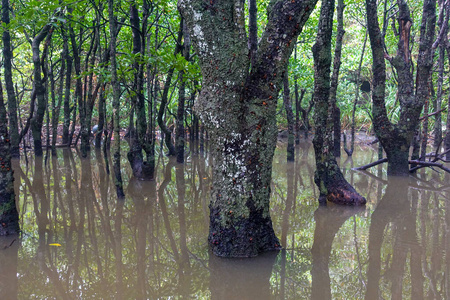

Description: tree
[365,0,437,176]
[30,24,53,156]
[108,0,125,198]
[312,0,366,205]
[2,0,20,158]
[0,80,19,236]
[179,0,318,257]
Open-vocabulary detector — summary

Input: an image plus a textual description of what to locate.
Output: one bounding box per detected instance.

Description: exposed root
[326,181,367,205]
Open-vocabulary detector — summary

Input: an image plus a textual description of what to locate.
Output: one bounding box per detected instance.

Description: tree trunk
[365,0,436,175]
[2,0,20,158]
[0,79,19,235]
[62,34,73,146]
[127,3,153,180]
[30,25,53,156]
[180,0,319,257]
[176,20,190,164]
[157,23,183,157]
[283,67,295,161]
[52,35,67,155]
[347,32,367,157]
[434,43,444,148]
[312,0,366,205]
[108,0,125,198]
[68,8,88,157]
[329,0,345,158]
[248,0,257,67]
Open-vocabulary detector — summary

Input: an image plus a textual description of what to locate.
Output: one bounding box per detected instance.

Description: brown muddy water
[0,141,449,299]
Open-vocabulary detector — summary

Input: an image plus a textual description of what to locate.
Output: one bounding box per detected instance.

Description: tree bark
[176,19,190,164]
[157,23,183,157]
[30,25,53,156]
[179,0,318,257]
[51,33,67,156]
[283,66,295,161]
[62,34,73,146]
[68,7,88,157]
[434,36,445,148]
[2,0,20,158]
[127,3,153,180]
[329,0,345,158]
[248,0,258,67]
[312,0,366,205]
[0,79,19,235]
[108,0,125,198]
[365,0,436,176]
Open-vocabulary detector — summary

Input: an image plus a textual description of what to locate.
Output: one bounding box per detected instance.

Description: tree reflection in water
[2,144,449,299]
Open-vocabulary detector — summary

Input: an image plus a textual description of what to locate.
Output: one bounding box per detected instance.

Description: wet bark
[179,0,318,257]
[312,0,366,205]
[2,0,20,158]
[248,0,258,67]
[176,20,190,164]
[62,33,73,146]
[0,80,19,235]
[293,46,304,145]
[51,36,67,156]
[68,8,88,157]
[329,0,345,158]
[127,3,153,180]
[157,23,183,157]
[434,42,445,148]
[108,0,125,198]
[283,66,295,161]
[30,25,53,156]
[365,0,436,176]
[82,25,99,158]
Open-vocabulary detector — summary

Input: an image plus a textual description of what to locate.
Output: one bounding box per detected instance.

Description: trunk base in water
[208,205,281,258]
[321,177,367,206]
[316,163,367,206]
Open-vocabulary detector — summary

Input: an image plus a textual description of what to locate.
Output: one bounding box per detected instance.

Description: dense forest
[0,0,449,261]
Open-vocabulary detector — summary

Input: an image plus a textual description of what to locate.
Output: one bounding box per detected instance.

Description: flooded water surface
[1,142,449,299]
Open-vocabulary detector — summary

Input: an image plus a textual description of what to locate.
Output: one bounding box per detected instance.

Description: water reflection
[311,205,363,300]
[3,143,449,298]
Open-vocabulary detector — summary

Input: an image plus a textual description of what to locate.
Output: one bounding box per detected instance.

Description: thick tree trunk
[108,0,125,198]
[312,0,365,205]
[180,0,318,257]
[2,0,20,158]
[0,80,19,235]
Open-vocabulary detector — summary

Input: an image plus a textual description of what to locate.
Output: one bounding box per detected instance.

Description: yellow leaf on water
[49,243,61,247]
